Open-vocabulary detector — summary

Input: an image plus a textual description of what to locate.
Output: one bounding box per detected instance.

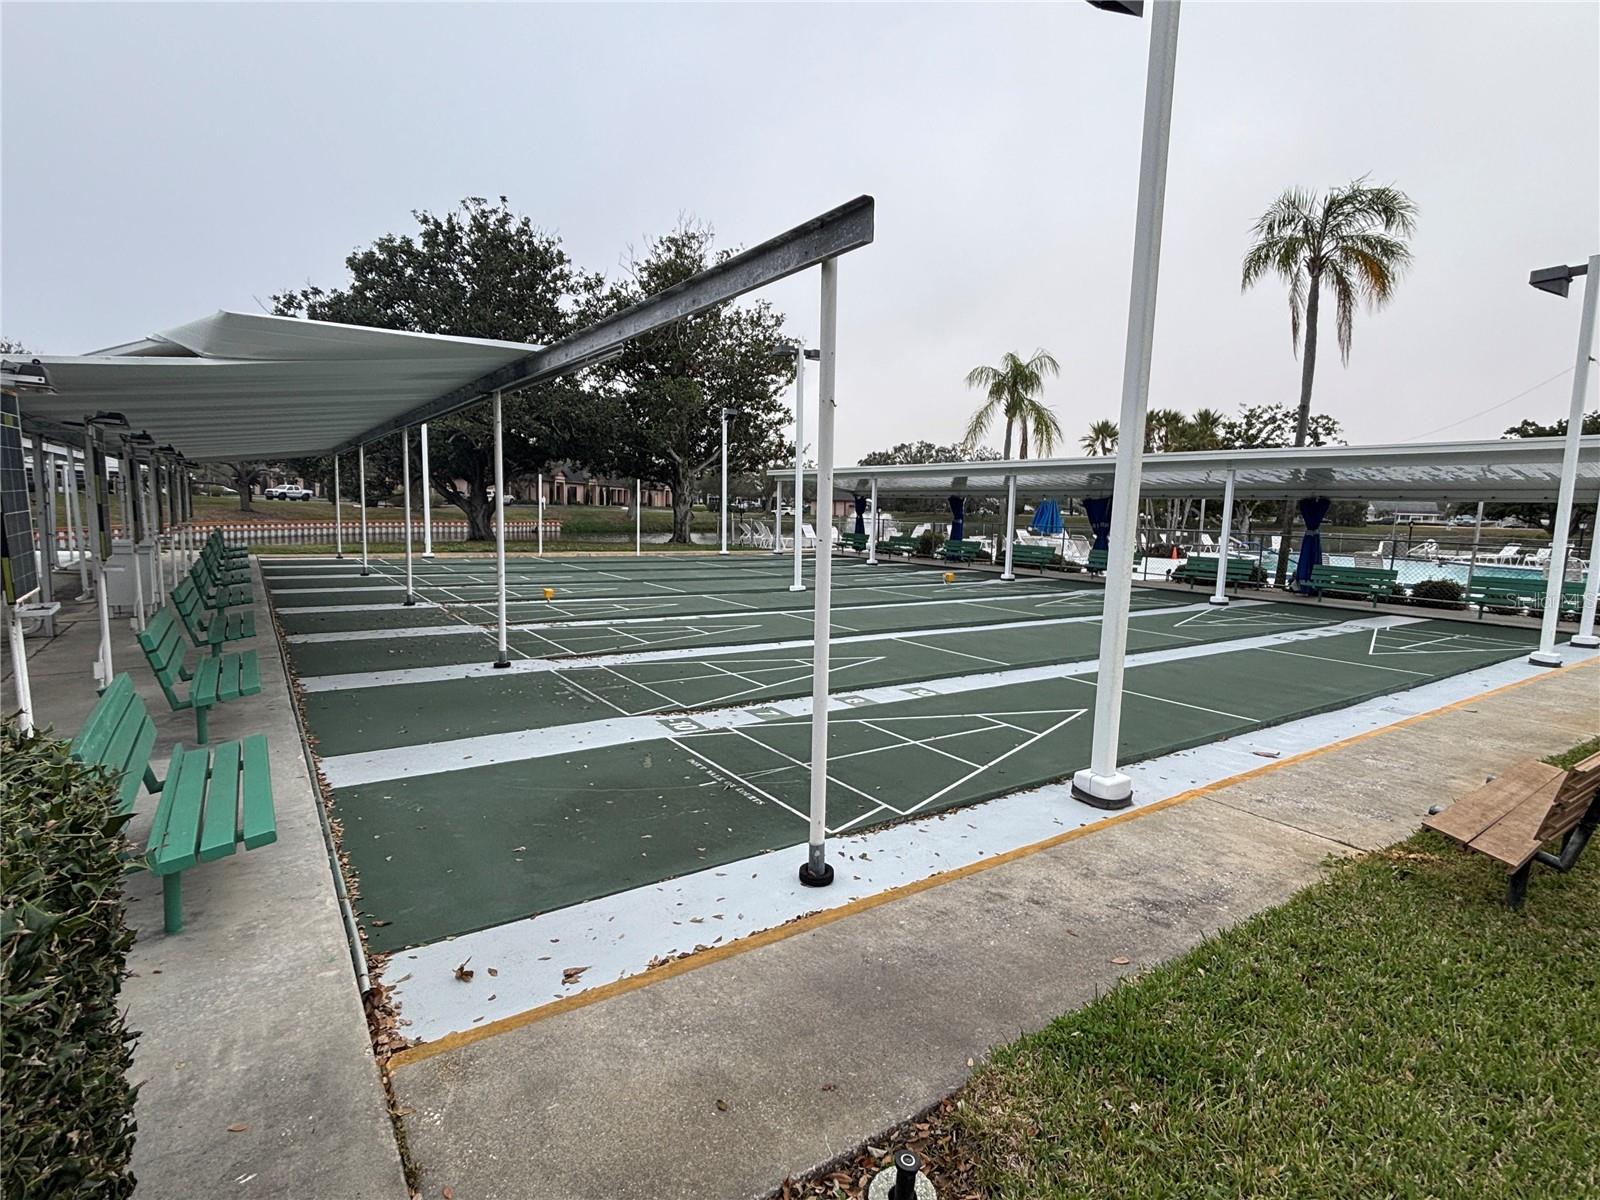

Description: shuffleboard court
[262,554,1555,957]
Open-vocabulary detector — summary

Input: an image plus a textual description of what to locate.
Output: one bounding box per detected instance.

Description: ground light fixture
[1525,255,1598,665]
[718,401,746,555]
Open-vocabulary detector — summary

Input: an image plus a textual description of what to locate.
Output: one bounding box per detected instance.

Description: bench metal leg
[1506,863,1531,911]
[144,764,164,794]
[195,704,209,745]
[162,873,183,934]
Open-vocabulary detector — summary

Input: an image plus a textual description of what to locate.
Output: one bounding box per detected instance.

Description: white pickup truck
[264,484,315,501]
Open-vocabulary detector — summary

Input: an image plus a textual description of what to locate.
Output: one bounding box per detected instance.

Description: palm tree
[1187,407,1227,450]
[963,349,1063,459]
[1242,177,1417,584]
[1081,418,1118,456]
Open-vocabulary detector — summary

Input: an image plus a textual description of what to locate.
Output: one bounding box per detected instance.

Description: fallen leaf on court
[227,1123,248,1133]
[562,965,589,984]
[371,919,391,927]
[454,959,474,982]
[442,1188,454,1199]
[715,1098,729,1112]
[487,967,499,977]
[512,846,527,853]
[1252,750,1281,759]
[1111,956,1131,965]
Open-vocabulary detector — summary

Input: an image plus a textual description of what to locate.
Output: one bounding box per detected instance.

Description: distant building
[1366,500,1443,523]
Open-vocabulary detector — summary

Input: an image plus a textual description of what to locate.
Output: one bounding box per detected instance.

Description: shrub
[916,530,939,557]
[1410,578,1465,609]
[2,722,140,1199]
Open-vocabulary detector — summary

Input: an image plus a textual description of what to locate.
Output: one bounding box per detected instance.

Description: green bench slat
[101,704,159,815]
[70,674,138,764]
[240,734,277,850]
[192,657,221,708]
[238,651,262,696]
[150,745,208,874]
[198,740,243,863]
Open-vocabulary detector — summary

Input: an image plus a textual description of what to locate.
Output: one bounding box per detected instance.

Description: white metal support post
[537,473,545,556]
[63,457,88,597]
[1463,500,1484,597]
[801,257,840,887]
[635,478,642,556]
[401,428,416,605]
[1001,474,1018,580]
[126,457,146,632]
[358,444,370,576]
[1210,468,1236,606]
[791,345,807,592]
[420,422,435,558]
[1532,252,1598,667]
[493,392,511,668]
[1072,0,1181,810]
[1573,493,1600,648]
[333,454,344,559]
[6,599,34,733]
[29,434,56,638]
[867,477,879,565]
[720,408,730,555]
[772,479,783,554]
[82,429,113,686]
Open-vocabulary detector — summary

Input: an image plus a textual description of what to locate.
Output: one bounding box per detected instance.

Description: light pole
[719,403,743,555]
[1526,255,1598,666]
[770,344,820,590]
[1072,0,1181,810]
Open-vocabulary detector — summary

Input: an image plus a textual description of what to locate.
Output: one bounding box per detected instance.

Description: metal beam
[335,195,876,452]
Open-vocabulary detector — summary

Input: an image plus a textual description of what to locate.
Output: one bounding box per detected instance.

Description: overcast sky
[3,1,1597,462]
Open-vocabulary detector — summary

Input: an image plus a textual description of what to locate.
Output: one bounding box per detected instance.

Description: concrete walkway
[5,561,408,1199]
[389,656,1597,1200]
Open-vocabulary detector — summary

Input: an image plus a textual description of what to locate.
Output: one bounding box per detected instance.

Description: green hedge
[2,722,140,1199]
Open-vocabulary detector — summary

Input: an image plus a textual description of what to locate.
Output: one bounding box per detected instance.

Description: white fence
[51,519,560,550]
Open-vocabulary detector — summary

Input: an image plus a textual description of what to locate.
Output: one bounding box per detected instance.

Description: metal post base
[1572,635,1599,648]
[1528,650,1563,667]
[798,860,835,887]
[789,584,805,593]
[403,596,416,607]
[493,655,511,669]
[1071,767,1134,810]
[1000,573,1015,582]
[1208,594,1230,606]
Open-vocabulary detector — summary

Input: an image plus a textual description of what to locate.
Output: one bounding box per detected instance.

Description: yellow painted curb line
[388,655,1595,1071]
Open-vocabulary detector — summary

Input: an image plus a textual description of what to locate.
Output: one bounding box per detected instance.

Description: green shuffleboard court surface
[262,555,1550,953]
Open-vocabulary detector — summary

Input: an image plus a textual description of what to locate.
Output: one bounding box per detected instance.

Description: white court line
[294,598,1239,691]
[317,614,1416,787]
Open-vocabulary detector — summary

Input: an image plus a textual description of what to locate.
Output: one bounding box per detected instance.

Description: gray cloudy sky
[3,1,1597,462]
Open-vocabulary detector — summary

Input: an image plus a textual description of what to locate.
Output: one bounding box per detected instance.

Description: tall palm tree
[1242,177,1417,584]
[963,349,1063,459]
[1081,418,1118,456]
[1187,407,1227,450]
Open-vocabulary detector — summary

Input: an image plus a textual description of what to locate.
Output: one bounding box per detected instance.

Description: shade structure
[827,437,1600,504]
[13,311,544,460]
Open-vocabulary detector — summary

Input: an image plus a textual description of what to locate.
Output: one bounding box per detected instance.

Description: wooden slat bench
[1307,564,1400,606]
[1009,544,1057,572]
[206,528,249,559]
[938,539,986,563]
[1171,555,1259,591]
[875,535,920,558]
[190,557,252,610]
[174,577,256,656]
[199,541,252,586]
[839,531,869,553]
[1085,547,1109,574]
[1424,750,1600,908]
[70,674,277,933]
[137,607,262,743]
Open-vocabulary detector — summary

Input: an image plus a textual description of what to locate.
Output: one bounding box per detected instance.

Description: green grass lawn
[790,737,1600,1199]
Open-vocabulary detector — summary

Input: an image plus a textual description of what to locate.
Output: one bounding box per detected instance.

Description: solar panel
[1,392,40,603]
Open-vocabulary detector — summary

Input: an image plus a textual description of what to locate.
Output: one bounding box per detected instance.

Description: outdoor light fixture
[0,357,53,393]
[1528,262,1588,298]
[86,411,130,429]
[1087,0,1144,15]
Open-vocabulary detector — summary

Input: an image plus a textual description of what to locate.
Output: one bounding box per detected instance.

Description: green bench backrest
[69,674,156,815]
[172,579,207,638]
[137,609,191,707]
[1311,565,1397,581]
[1087,548,1108,567]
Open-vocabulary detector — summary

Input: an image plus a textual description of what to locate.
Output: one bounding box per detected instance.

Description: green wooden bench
[200,540,252,586]
[174,577,256,656]
[1085,547,1109,574]
[938,538,987,563]
[137,608,262,743]
[1171,556,1260,591]
[839,531,869,553]
[1306,564,1400,606]
[205,528,249,562]
[1008,544,1057,572]
[190,557,252,610]
[1465,579,1588,619]
[70,674,277,933]
[876,535,920,558]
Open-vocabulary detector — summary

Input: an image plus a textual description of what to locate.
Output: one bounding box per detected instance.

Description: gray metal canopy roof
[819,437,1599,503]
[14,311,545,461]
